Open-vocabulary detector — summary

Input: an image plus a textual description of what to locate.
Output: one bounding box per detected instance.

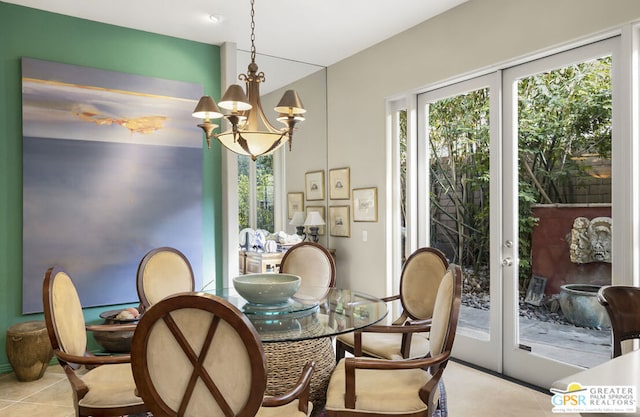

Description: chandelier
[192,0,306,161]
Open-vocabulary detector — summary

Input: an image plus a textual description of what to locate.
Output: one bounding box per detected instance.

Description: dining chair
[136,246,195,312]
[277,241,337,408]
[130,291,315,417]
[336,247,449,361]
[42,266,147,417]
[597,285,640,358]
[324,263,462,417]
[280,241,336,293]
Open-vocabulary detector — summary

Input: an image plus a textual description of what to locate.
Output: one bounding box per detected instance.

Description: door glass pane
[428,87,491,340]
[516,56,612,367]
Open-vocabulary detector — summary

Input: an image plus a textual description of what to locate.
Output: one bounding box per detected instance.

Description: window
[238,154,275,232]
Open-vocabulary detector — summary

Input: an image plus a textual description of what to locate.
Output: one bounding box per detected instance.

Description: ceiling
[4,0,467,92]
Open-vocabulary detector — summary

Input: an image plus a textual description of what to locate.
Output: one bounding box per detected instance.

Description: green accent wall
[0,2,223,372]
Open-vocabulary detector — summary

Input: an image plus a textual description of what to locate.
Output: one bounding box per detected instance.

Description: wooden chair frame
[42,266,147,417]
[327,264,462,417]
[131,292,314,417]
[597,285,640,358]
[336,247,448,360]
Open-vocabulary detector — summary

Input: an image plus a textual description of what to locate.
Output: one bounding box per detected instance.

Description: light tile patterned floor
[0,360,579,417]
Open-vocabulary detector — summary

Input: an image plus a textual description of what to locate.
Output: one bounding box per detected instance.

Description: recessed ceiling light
[209,14,221,24]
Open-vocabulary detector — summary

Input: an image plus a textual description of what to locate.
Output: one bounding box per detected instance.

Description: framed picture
[329,205,350,237]
[306,205,326,235]
[353,187,378,222]
[287,192,304,219]
[329,167,350,199]
[305,170,325,201]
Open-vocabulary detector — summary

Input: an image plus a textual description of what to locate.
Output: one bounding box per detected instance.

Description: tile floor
[0,360,580,417]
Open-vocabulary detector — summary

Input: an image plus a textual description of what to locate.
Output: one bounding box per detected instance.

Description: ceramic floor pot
[559,284,610,328]
[6,320,53,382]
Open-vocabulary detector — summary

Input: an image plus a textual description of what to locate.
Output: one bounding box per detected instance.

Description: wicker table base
[264,337,336,411]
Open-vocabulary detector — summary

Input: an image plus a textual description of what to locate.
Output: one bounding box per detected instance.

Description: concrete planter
[559,284,610,328]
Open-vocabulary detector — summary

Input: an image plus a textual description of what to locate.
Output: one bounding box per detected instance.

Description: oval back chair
[42,266,147,417]
[336,247,449,360]
[131,292,314,417]
[136,246,195,312]
[325,264,463,417]
[280,242,336,295]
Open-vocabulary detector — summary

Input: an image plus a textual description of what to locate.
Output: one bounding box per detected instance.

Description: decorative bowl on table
[233,273,301,305]
[92,308,140,353]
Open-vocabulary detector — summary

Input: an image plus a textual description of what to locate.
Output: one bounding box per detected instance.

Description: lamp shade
[289,211,306,226]
[274,90,306,115]
[218,84,252,112]
[304,211,325,226]
[192,96,223,120]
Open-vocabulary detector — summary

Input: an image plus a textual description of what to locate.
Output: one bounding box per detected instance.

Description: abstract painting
[21,58,204,313]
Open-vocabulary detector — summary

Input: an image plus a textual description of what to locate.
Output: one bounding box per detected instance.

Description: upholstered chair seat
[78,363,142,409]
[325,358,437,414]
[257,401,311,417]
[336,332,431,360]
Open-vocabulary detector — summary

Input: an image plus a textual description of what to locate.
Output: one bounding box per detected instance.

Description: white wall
[280,0,640,295]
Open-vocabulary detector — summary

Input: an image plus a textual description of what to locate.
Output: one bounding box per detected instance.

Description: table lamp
[289,211,306,241]
[304,211,325,243]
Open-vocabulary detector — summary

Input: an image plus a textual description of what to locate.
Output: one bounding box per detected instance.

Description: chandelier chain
[250,0,256,63]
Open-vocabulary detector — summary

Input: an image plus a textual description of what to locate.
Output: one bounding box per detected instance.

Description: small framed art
[329,205,350,237]
[353,187,378,222]
[329,167,350,200]
[305,170,325,201]
[287,192,304,219]
[306,205,326,235]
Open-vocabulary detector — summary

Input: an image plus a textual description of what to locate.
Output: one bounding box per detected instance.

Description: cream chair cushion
[140,250,193,306]
[428,270,454,357]
[325,358,431,414]
[281,244,334,293]
[336,332,430,360]
[51,271,87,357]
[257,401,312,417]
[80,363,143,409]
[401,251,448,319]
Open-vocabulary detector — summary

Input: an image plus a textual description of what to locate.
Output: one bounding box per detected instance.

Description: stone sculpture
[568,216,612,263]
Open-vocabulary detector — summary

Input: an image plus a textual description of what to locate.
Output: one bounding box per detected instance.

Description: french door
[416,35,632,388]
[502,37,620,387]
[417,73,502,373]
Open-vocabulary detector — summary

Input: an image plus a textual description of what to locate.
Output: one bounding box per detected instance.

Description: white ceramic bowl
[233,273,301,305]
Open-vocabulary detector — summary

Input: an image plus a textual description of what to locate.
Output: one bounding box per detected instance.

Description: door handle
[502,257,513,267]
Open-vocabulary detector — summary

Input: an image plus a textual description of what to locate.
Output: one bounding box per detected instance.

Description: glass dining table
[214,286,389,342]
[213,286,389,410]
